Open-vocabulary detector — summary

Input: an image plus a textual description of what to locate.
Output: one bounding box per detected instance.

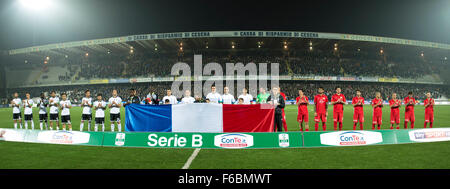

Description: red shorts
[314,113,327,122]
[372,113,382,125]
[353,111,364,123]
[297,112,309,122]
[333,111,343,123]
[425,111,434,123]
[404,111,415,122]
[390,109,400,124]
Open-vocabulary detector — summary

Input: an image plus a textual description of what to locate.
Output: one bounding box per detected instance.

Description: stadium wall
[5,74,445,89]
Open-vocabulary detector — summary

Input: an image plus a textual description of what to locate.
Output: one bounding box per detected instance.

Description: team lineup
[8,85,436,132]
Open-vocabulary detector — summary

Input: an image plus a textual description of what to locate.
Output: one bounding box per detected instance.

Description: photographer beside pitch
[267,86,285,132]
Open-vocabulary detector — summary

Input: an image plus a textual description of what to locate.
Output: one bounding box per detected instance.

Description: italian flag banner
[125,104,275,132]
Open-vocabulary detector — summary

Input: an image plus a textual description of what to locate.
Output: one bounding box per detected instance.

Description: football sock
[111,124,115,132]
[411,122,414,129]
[430,122,433,128]
[322,123,326,131]
[333,122,337,131]
[80,122,84,131]
[315,123,319,131]
[339,122,343,130]
[14,123,17,129]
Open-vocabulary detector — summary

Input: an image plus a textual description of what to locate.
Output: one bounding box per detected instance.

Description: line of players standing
[295,87,436,132]
[9,89,141,132]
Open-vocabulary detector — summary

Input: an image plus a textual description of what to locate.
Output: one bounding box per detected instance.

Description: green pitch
[0,105,449,169]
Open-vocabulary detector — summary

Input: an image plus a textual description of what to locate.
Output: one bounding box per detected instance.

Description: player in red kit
[423,92,435,128]
[331,87,346,131]
[296,89,309,131]
[371,92,383,130]
[352,90,365,130]
[404,91,417,129]
[389,93,401,129]
[314,87,328,131]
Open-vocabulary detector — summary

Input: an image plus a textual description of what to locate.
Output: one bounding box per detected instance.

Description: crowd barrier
[1,128,449,149]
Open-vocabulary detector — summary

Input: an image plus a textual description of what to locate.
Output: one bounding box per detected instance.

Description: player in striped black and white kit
[11,92,22,129]
[80,90,93,131]
[37,93,49,130]
[23,93,34,130]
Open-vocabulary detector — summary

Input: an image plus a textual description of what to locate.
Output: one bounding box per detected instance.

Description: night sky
[1,0,450,50]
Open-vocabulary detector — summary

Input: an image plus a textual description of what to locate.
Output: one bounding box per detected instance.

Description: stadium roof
[6,30,450,63]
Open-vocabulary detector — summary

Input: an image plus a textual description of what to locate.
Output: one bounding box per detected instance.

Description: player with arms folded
[296,89,309,131]
[314,87,328,131]
[423,92,435,128]
[352,90,365,130]
[331,87,346,131]
[371,92,383,130]
[403,91,417,129]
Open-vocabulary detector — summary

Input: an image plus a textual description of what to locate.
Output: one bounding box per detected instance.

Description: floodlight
[19,0,52,11]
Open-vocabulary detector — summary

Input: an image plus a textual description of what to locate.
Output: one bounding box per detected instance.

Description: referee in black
[267,86,285,132]
[124,88,141,107]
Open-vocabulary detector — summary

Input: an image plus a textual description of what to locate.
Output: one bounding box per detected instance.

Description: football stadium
[1,0,450,178]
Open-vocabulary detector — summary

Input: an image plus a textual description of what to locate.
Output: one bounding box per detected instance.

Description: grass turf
[0,105,449,169]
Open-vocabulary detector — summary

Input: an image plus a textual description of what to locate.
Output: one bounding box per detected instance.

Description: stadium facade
[1,31,450,104]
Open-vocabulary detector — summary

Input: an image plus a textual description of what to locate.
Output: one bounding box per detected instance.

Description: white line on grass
[182,148,201,169]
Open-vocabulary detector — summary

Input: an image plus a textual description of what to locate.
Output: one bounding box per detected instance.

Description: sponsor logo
[320,131,383,146]
[147,134,203,147]
[115,133,126,146]
[0,129,25,142]
[214,134,254,149]
[278,133,289,147]
[409,128,450,142]
[37,131,90,144]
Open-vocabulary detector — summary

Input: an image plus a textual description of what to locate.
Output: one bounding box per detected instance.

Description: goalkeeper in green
[256,87,270,104]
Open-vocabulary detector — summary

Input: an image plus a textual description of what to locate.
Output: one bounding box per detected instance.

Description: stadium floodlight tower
[19,0,53,11]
